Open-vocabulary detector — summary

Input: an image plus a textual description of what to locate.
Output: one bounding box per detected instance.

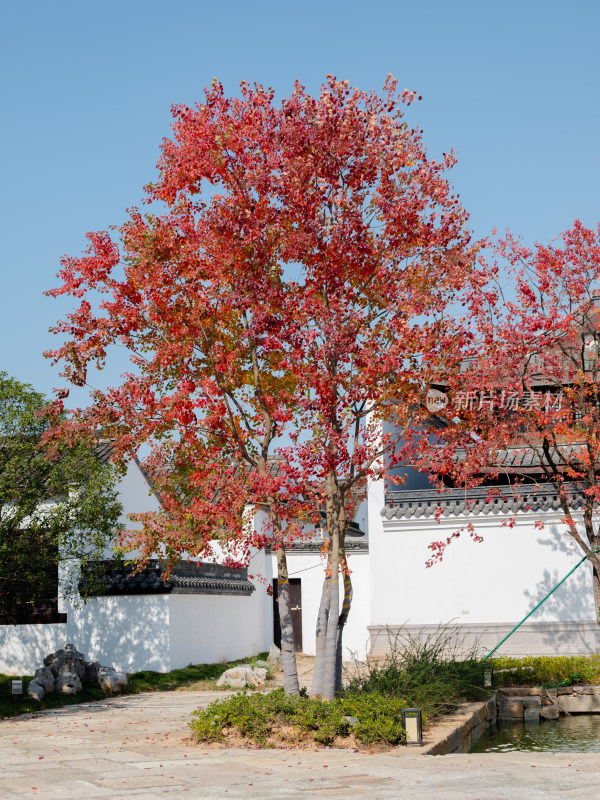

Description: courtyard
[1,690,599,799]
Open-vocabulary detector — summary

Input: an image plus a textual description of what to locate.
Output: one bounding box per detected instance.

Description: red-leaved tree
[46,76,479,699]
[423,221,600,625]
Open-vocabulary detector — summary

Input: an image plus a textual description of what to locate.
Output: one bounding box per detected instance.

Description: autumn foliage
[422,221,600,620]
[46,76,479,697]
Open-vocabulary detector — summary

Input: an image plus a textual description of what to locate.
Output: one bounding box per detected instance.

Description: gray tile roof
[383,483,586,520]
[93,439,113,464]
[449,443,590,471]
[80,560,255,596]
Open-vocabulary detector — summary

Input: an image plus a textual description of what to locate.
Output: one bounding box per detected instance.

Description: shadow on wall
[521,561,598,653]
[524,527,595,617]
[0,595,171,675]
[65,595,170,673]
[0,624,68,675]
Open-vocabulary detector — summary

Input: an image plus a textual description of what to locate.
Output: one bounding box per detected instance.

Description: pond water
[470,715,600,753]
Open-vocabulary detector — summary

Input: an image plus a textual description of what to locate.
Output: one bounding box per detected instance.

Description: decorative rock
[253,667,268,684]
[56,658,85,681]
[55,674,83,694]
[216,667,265,689]
[32,667,55,693]
[254,659,270,671]
[44,644,86,680]
[25,644,127,701]
[26,680,47,701]
[540,704,560,720]
[97,668,128,693]
[267,643,283,673]
[83,660,102,685]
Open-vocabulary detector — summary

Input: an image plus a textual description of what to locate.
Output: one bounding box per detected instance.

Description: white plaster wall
[168,545,273,669]
[102,458,162,559]
[370,511,597,629]
[64,594,171,672]
[0,595,171,675]
[354,498,369,537]
[0,624,68,675]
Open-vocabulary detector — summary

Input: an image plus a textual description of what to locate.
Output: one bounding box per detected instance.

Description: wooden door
[272,578,302,653]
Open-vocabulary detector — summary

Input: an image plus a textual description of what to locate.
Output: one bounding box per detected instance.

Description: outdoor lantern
[483,667,494,689]
[401,708,423,745]
[11,678,23,703]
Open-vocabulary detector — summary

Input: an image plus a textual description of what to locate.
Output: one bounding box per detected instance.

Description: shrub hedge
[489,653,600,686]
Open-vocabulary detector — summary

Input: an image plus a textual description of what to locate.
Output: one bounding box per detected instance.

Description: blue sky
[1,0,599,404]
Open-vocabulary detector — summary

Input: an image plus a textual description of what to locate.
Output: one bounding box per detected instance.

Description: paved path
[1,691,600,799]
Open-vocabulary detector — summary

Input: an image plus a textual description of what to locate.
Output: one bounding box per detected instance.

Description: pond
[470,715,600,753]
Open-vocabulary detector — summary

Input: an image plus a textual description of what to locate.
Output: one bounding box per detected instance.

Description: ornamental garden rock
[26,643,128,701]
[216,666,268,689]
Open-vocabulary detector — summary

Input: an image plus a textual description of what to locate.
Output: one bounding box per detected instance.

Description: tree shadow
[0,594,170,675]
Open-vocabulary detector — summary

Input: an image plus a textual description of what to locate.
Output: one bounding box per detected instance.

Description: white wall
[0,624,68,675]
[102,458,162,559]
[370,511,597,628]
[65,595,171,672]
[0,595,171,675]
[169,546,273,669]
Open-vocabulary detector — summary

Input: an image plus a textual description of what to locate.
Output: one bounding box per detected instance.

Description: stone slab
[558,694,600,713]
[498,697,524,720]
[418,696,497,755]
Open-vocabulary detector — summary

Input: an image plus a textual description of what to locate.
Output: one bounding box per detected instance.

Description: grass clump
[190,688,408,747]
[345,625,488,719]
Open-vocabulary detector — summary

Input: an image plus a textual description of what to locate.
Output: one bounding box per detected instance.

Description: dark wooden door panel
[272,578,302,652]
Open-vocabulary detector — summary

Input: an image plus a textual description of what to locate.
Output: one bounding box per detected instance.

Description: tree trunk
[334,552,353,697]
[310,575,330,697]
[321,471,342,701]
[275,543,300,696]
[593,565,600,626]
[587,535,600,626]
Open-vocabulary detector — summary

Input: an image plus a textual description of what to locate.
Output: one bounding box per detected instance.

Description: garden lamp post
[402,708,423,745]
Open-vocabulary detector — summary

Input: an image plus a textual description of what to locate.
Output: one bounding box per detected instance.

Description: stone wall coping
[497,684,600,697]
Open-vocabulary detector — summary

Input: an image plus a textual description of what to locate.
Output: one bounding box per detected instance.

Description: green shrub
[189,689,408,747]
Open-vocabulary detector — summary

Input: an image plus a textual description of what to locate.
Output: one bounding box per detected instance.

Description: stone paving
[1,690,600,799]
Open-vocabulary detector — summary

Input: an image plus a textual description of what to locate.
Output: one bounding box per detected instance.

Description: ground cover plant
[190,689,408,748]
[0,655,268,719]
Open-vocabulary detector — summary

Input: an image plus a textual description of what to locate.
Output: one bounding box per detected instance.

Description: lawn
[0,655,267,719]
